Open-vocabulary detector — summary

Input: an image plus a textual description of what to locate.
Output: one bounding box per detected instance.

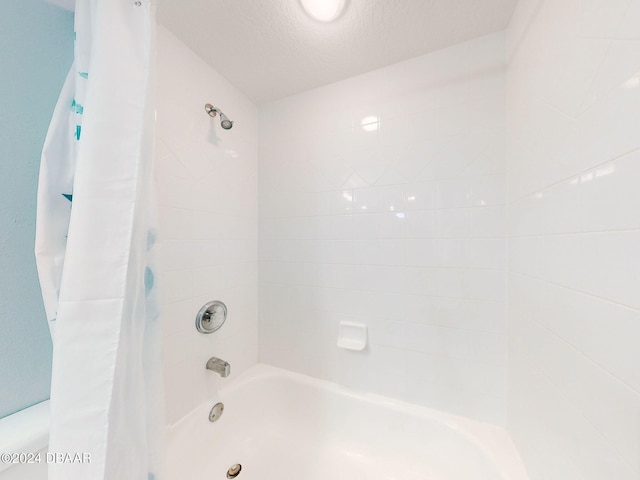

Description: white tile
[163,360,194,425]
[158,207,194,241]
[437,268,505,302]
[405,267,438,296]
[473,302,507,336]
[308,191,332,216]
[513,231,640,310]
[378,239,406,266]
[467,238,506,269]
[352,240,379,265]
[579,152,640,232]
[618,1,640,39]
[440,328,474,360]
[580,82,640,169]
[406,239,440,267]
[437,238,469,267]
[354,147,388,185]
[162,328,191,368]
[401,323,442,353]
[322,240,355,264]
[331,189,354,214]
[372,292,408,321]
[155,152,191,181]
[470,206,506,237]
[161,298,197,336]
[469,175,506,207]
[511,273,640,395]
[378,185,407,212]
[471,392,507,426]
[156,240,194,272]
[437,104,470,138]
[583,40,640,109]
[353,265,406,293]
[436,177,472,208]
[437,209,471,237]
[406,211,438,238]
[353,187,379,213]
[161,269,193,304]
[579,0,633,38]
[378,211,407,238]
[172,141,218,181]
[523,318,640,472]
[406,181,438,211]
[325,215,354,240]
[352,213,379,239]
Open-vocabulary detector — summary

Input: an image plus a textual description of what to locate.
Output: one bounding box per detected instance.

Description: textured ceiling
[158,0,517,104]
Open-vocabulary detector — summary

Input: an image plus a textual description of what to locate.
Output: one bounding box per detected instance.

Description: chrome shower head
[205,103,234,130]
[219,112,233,130]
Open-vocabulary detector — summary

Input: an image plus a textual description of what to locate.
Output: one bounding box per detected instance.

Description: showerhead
[205,103,234,130]
[219,113,233,130]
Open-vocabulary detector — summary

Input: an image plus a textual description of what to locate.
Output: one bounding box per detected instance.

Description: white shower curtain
[35,1,163,479]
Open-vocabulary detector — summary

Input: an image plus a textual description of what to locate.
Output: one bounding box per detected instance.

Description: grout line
[579,36,640,42]
[262,202,509,218]
[517,349,640,474]
[258,279,506,304]
[261,235,508,240]
[259,261,505,271]
[509,227,640,238]
[507,146,640,204]
[528,314,640,397]
[509,270,640,314]
[577,39,614,115]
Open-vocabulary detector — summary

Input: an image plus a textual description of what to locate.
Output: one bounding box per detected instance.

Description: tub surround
[9,3,636,480]
[156,5,640,478]
[258,32,507,425]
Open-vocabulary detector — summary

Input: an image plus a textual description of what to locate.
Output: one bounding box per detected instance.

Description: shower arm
[205,104,221,117]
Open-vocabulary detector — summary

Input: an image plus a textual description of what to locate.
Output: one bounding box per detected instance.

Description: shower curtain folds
[35,1,163,479]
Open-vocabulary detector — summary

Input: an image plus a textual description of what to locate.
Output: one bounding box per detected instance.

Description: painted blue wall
[0,1,73,418]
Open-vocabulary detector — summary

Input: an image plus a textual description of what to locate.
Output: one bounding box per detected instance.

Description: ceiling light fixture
[300,0,346,22]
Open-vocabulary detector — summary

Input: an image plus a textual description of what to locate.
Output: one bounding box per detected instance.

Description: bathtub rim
[222,363,493,432]
[170,363,529,480]
[0,400,50,474]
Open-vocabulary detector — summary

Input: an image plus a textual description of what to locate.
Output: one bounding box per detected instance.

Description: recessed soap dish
[337,321,367,351]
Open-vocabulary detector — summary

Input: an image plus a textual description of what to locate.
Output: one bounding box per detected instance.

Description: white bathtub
[167,364,529,480]
[0,401,49,480]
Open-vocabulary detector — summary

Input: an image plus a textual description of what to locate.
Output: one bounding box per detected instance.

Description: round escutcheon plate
[195,300,227,334]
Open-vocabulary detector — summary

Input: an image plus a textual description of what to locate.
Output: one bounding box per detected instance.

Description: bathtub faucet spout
[206,357,231,377]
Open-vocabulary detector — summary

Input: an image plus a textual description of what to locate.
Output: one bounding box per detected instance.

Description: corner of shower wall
[154,25,259,426]
[506,0,640,479]
[257,31,509,426]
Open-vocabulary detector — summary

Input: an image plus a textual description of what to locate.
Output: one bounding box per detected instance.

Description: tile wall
[155,26,258,425]
[258,33,508,424]
[507,0,640,478]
